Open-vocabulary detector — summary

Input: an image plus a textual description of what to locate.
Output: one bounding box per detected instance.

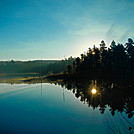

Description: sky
[0,0,134,60]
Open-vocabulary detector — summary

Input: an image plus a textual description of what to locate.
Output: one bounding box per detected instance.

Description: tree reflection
[54,80,134,133]
[54,80,134,119]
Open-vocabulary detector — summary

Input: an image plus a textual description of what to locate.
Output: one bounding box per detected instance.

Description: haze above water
[0,82,133,134]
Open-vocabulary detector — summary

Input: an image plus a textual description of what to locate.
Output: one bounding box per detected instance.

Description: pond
[0,81,133,134]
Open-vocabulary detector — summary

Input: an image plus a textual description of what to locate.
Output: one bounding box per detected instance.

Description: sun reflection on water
[91,88,97,94]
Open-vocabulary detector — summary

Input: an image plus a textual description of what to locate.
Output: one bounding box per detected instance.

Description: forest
[64,38,134,80]
[0,58,73,75]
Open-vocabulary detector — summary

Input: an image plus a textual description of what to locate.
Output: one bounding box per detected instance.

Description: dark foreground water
[0,82,133,134]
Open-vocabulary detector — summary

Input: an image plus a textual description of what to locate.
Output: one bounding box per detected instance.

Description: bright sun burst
[91,88,97,94]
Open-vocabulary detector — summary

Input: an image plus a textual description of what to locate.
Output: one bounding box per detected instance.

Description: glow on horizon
[75,39,102,57]
[0,54,63,61]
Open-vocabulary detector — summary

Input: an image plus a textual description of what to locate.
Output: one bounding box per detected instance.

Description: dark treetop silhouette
[59,38,134,81]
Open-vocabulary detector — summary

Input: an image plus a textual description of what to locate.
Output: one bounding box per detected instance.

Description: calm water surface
[0,83,133,134]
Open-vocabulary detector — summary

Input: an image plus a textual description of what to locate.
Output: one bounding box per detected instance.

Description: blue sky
[0,0,134,60]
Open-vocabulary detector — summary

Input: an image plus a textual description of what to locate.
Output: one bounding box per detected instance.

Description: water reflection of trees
[55,80,134,119]
[54,80,134,133]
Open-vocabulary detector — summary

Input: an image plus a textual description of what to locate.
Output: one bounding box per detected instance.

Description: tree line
[65,38,134,80]
[0,58,73,75]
